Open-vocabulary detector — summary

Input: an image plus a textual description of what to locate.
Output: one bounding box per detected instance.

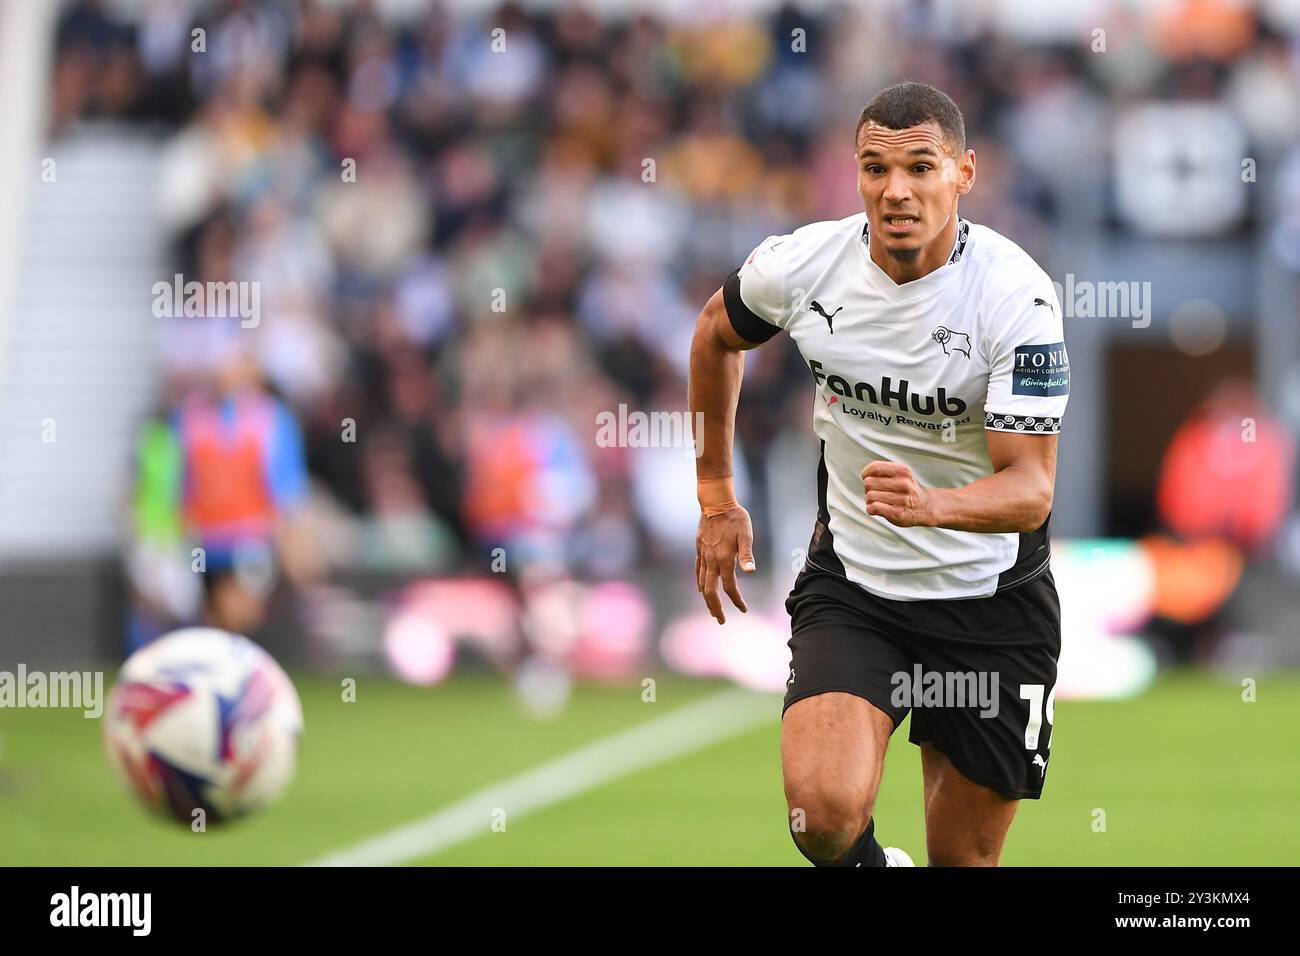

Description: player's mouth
[881,214,920,236]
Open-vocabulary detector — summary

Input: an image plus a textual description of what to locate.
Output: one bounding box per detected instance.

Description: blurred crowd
[47,0,1300,653]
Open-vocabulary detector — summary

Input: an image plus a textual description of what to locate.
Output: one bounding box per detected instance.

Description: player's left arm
[862,433,1056,533]
[864,271,1068,534]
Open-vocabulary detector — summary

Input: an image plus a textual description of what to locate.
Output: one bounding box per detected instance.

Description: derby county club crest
[931,326,971,359]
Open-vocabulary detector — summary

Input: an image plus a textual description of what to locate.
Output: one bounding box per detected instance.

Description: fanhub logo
[809,360,967,417]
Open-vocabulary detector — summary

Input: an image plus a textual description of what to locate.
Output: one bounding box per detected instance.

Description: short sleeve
[723,234,791,344]
[984,280,1069,435]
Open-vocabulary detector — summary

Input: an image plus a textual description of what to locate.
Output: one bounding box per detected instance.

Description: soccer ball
[103,627,303,826]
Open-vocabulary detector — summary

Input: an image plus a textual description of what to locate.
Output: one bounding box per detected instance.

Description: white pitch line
[306,687,777,867]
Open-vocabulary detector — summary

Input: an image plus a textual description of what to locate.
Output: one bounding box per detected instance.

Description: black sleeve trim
[722,270,781,344]
[985,412,1062,434]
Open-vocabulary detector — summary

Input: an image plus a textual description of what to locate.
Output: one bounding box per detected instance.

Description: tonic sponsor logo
[1012,342,1070,397]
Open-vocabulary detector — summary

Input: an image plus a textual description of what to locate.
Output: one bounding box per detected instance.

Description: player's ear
[956,148,976,195]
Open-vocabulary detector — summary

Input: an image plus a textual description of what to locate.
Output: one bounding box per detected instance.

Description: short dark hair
[855,81,966,156]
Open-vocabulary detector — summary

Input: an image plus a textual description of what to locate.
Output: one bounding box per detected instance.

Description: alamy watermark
[890,665,999,718]
[50,886,150,936]
[151,274,261,328]
[595,404,705,457]
[1052,274,1151,329]
[0,665,103,718]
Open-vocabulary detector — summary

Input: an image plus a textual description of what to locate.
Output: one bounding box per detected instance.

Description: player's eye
[913,164,932,173]
[862,165,884,175]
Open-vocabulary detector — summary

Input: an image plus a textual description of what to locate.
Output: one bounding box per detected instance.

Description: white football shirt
[724,213,1069,601]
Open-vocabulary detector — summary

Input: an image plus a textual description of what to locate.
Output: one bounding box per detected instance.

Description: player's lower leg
[921,742,1019,866]
[790,815,890,867]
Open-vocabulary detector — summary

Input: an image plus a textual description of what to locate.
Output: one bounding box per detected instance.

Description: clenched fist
[862,460,935,528]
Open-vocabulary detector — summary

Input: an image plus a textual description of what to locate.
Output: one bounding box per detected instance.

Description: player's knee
[787,788,870,862]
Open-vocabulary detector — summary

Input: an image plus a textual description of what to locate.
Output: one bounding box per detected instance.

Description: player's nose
[882,168,912,203]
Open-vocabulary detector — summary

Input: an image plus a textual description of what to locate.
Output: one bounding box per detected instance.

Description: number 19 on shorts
[1020,683,1056,750]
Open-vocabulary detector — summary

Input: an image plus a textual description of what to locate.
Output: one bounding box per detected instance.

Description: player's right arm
[689,288,759,625]
[689,237,791,624]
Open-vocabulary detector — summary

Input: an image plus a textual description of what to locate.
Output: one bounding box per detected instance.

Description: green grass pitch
[1,671,1296,865]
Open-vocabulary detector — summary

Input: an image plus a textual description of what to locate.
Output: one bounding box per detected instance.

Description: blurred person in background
[129,344,320,643]
[178,346,318,635]
[126,400,198,653]
[1157,380,1294,555]
[1145,380,1295,661]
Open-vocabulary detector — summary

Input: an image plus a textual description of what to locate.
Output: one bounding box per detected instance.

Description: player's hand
[862,460,935,528]
[695,505,756,625]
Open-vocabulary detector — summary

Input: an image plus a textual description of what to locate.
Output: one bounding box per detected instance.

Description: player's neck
[869,215,960,286]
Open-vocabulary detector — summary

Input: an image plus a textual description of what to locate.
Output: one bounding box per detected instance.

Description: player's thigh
[780,568,911,823]
[906,572,1061,804]
[920,742,1019,866]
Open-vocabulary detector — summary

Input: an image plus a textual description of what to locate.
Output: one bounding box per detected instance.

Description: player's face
[855,121,975,266]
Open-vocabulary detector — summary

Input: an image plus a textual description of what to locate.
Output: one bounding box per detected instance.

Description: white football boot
[884,846,916,867]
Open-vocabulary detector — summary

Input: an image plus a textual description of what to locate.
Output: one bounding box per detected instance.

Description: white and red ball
[103,627,303,825]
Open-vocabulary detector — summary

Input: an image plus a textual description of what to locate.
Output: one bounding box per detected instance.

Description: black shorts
[782,563,1061,800]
